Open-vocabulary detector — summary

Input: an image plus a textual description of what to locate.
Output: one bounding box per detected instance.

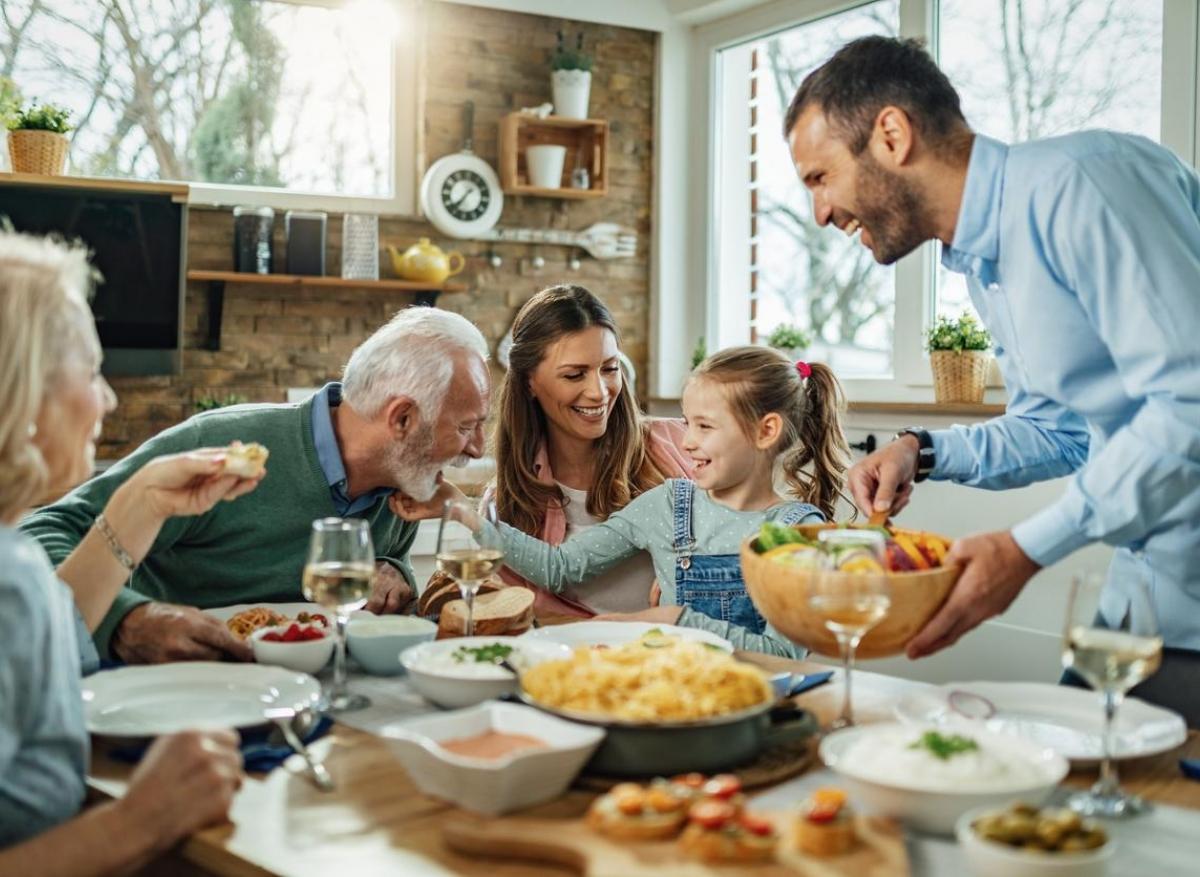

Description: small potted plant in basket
[7,100,72,176]
[926,312,993,403]
[766,323,812,362]
[551,31,593,120]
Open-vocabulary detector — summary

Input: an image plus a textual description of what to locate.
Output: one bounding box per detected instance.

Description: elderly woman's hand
[123,449,265,521]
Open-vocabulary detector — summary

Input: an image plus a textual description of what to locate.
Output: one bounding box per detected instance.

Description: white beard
[386,426,469,502]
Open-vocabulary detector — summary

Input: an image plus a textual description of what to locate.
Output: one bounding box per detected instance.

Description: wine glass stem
[463,586,476,638]
[837,633,860,726]
[332,612,349,700]
[1096,688,1121,796]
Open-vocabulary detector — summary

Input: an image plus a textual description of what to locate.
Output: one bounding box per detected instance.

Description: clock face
[440,169,491,222]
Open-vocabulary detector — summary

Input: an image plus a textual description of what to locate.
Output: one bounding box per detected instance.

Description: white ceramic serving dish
[251,624,335,675]
[400,637,572,709]
[381,701,605,815]
[819,722,1069,835]
[894,681,1187,762]
[956,805,1115,877]
[519,620,732,651]
[348,615,437,675]
[83,662,322,736]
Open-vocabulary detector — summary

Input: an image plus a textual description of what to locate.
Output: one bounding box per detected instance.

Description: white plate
[519,620,732,652]
[83,662,322,736]
[204,602,332,624]
[893,681,1187,762]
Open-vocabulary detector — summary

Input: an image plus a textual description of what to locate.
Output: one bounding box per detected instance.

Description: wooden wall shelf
[186,270,467,351]
[499,114,607,199]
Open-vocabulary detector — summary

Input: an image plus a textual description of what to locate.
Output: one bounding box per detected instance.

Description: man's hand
[847,435,920,517]
[365,561,415,614]
[117,729,243,854]
[594,605,684,625]
[113,603,254,664]
[906,530,1041,659]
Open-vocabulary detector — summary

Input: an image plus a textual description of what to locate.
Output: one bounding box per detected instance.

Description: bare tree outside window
[2,0,392,197]
[937,0,1163,317]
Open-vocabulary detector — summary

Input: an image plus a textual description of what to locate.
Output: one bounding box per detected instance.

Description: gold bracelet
[94,513,136,572]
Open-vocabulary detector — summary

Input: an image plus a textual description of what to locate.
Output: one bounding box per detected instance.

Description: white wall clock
[419,101,504,239]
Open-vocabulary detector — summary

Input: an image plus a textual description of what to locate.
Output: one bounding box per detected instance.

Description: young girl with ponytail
[397,345,851,656]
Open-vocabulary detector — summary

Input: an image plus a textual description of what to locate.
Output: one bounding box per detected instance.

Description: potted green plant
[551,31,593,120]
[0,77,21,171]
[691,336,707,369]
[926,312,993,403]
[766,323,812,361]
[7,100,72,176]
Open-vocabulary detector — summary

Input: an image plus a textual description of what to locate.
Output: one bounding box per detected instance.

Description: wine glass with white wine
[436,499,504,637]
[302,517,375,712]
[807,529,892,730]
[1062,571,1162,817]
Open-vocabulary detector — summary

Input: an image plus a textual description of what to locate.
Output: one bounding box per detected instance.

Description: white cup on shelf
[525,145,567,189]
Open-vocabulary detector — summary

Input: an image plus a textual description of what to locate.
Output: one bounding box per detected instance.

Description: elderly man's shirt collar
[310,382,393,516]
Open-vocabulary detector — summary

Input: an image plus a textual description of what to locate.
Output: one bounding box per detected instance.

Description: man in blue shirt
[784,36,1200,723]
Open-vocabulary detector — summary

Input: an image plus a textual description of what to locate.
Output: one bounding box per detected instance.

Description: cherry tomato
[702,774,742,800]
[688,799,736,830]
[739,813,775,837]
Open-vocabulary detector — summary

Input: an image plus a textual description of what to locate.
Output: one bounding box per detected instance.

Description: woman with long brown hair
[490,284,692,616]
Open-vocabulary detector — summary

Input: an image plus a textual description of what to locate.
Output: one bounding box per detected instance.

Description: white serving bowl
[956,806,1115,877]
[819,722,1069,835]
[251,624,334,675]
[400,636,572,709]
[348,615,437,676]
[381,701,605,815]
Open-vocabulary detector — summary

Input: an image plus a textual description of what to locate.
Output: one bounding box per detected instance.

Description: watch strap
[896,427,935,483]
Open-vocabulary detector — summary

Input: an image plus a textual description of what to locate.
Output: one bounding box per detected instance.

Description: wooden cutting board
[443,810,909,877]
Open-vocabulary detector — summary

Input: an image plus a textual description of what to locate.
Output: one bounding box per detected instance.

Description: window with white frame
[703,0,1179,400]
[1,0,414,210]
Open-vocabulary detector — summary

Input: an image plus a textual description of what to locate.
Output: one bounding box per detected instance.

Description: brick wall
[100,4,656,459]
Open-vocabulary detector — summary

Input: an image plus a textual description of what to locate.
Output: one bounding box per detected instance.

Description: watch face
[440,169,491,221]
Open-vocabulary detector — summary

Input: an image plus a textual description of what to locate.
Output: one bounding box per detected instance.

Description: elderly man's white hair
[342,306,489,419]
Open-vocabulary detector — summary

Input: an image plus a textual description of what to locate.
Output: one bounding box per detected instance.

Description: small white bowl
[251,624,334,675]
[956,806,1115,877]
[348,615,437,676]
[819,722,1069,835]
[381,701,605,815]
[400,636,571,709]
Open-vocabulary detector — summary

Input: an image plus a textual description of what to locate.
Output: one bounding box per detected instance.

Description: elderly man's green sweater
[19,397,417,659]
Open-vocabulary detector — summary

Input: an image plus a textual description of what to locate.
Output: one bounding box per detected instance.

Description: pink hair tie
[795,360,812,379]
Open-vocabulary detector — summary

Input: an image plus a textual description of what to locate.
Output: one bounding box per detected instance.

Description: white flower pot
[525,144,567,189]
[552,69,591,120]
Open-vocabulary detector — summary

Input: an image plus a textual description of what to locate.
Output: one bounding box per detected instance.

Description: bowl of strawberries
[740,523,960,659]
[251,621,334,675]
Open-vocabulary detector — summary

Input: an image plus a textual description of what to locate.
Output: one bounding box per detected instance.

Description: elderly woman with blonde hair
[0,230,261,874]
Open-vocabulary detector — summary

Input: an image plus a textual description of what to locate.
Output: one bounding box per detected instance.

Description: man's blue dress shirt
[937,132,1200,649]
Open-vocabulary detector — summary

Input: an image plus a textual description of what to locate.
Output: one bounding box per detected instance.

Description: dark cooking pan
[515,691,818,777]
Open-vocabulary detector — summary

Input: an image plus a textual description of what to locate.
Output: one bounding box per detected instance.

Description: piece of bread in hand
[221,441,269,478]
[436,587,534,638]
[418,569,504,618]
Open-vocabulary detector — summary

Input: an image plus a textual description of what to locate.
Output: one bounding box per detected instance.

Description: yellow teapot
[388,238,465,284]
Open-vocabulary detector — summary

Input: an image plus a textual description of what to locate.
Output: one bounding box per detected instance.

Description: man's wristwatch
[895,427,935,483]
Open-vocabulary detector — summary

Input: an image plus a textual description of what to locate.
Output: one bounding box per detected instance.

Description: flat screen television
[0,179,186,375]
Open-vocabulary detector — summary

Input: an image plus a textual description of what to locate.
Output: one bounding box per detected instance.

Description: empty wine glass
[301,517,374,712]
[808,529,891,730]
[1062,571,1162,817]
[436,499,504,637]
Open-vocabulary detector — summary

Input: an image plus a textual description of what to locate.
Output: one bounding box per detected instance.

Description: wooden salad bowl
[739,524,960,659]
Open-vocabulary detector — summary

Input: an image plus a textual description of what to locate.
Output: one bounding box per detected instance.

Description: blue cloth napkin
[788,670,834,697]
[108,716,333,773]
[1180,758,1200,781]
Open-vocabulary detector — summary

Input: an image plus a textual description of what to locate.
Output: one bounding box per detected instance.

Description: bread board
[443,810,909,876]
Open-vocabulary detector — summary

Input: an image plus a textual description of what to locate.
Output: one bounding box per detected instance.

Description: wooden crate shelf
[498,114,607,199]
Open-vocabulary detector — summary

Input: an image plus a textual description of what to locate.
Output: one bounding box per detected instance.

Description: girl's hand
[594,606,684,625]
[388,477,468,521]
[648,580,662,606]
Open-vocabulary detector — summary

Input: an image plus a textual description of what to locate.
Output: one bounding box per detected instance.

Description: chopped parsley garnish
[909,731,980,760]
[451,643,515,664]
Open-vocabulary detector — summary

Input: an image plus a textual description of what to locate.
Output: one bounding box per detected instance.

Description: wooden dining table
[87,653,1200,877]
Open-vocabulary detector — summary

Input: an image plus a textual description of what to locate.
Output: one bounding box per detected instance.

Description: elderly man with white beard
[20,307,490,664]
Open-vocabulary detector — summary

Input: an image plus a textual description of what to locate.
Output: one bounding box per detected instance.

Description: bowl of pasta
[516,630,818,776]
[740,523,960,659]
